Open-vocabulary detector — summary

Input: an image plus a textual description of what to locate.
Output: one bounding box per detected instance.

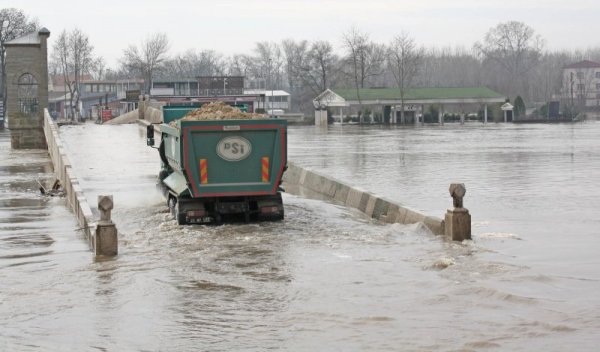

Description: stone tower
[4,27,50,149]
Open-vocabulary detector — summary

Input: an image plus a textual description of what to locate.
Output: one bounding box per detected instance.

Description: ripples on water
[1,123,599,351]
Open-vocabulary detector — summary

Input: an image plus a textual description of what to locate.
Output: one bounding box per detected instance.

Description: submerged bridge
[39,108,471,256]
[2,27,471,257]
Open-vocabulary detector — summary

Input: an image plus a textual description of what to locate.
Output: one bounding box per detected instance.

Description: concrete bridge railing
[282,162,446,235]
[43,109,118,256]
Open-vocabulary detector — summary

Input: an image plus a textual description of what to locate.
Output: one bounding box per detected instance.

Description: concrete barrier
[43,109,117,256]
[145,106,163,124]
[282,162,445,235]
[104,109,139,125]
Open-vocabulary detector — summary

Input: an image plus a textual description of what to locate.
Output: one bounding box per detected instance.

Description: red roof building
[563,60,600,69]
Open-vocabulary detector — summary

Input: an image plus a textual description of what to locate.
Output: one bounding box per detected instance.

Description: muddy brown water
[1,122,599,351]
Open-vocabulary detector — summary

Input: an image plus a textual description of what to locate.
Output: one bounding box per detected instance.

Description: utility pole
[268,58,273,118]
[570,72,574,106]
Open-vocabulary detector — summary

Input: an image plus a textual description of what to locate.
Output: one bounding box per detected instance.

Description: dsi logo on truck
[217,136,252,161]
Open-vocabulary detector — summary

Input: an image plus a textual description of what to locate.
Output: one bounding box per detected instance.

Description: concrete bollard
[95,195,118,256]
[444,183,471,241]
[138,95,146,120]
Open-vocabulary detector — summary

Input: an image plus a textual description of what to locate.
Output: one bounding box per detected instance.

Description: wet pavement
[0,122,599,351]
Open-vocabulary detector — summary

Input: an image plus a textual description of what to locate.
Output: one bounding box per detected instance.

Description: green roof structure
[335,87,503,101]
[312,86,507,125]
[314,86,506,107]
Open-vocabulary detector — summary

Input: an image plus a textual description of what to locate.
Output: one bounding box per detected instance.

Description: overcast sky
[6,0,600,67]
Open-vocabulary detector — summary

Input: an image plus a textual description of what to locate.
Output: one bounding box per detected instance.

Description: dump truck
[147,103,287,224]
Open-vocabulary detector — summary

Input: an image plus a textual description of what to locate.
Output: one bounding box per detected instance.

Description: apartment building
[562,60,600,109]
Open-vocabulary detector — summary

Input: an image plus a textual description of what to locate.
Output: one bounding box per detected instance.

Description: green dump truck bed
[159,118,287,199]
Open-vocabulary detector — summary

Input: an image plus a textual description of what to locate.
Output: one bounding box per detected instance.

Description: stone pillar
[444,183,471,241]
[95,195,118,256]
[484,104,488,124]
[439,105,444,125]
[339,107,343,125]
[315,109,327,126]
[414,106,419,125]
[415,106,420,126]
[138,95,146,120]
[503,110,507,123]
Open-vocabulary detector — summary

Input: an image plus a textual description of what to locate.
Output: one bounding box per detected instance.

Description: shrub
[514,96,526,117]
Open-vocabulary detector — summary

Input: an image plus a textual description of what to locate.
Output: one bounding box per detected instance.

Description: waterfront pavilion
[312,87,506,124]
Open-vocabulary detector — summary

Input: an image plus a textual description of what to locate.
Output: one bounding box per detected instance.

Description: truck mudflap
[169,193,284,225]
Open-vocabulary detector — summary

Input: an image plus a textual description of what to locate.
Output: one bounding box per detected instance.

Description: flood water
[1,121,599,351]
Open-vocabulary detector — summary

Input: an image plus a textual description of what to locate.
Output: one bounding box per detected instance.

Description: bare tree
[90,57,106,80]
[0,8,37,108]
[387,32,424,123]
[162,49,224,79]
[417,46,482,88]
[226,54,252,77]
[121,32,170,93]
[302,40,339,95]
[281,39,308,92]
[474,21,544,98]
[51,28,96,120]
[281,39,310,112]
[252,42,284,90]
[529,51,569,103]
[341,27,385,123]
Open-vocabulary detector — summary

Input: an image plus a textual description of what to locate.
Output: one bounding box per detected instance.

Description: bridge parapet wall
[282,162,445,235]
[44,109,116,255]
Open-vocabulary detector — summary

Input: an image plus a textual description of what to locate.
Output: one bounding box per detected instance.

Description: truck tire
[174,200,186,225]
[168,196,176,215]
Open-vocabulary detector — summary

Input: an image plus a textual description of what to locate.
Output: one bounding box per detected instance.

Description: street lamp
[268,58,274,118]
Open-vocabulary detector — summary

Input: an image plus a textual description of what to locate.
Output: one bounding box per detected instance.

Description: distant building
[48,76,144,119]
[313,87,506,125]
[244,89,290,113]
[150,76,245,97]
[148,76,273,113]
[561,60,600,110]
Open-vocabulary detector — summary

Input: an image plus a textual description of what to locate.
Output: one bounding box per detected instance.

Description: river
[1,121,599,351]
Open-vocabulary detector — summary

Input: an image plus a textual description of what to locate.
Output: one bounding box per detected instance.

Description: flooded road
[288,123,600,279]
[1,122,599,351]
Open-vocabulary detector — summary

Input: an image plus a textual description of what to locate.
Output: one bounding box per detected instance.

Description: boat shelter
[313,87,506,125]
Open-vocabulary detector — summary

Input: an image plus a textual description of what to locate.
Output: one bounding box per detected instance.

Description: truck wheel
[276,208,284,221]
[168,197,176,215]
[176,212,186,225]
[174,201,186,225]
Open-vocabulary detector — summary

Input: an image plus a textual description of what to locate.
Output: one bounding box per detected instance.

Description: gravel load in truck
[169,102,266,126]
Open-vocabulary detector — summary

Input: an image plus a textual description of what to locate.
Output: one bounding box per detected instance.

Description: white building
[244,89,290,113]
[561,60,600,109]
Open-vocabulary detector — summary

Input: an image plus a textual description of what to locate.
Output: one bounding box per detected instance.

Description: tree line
[3,7,600,117]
